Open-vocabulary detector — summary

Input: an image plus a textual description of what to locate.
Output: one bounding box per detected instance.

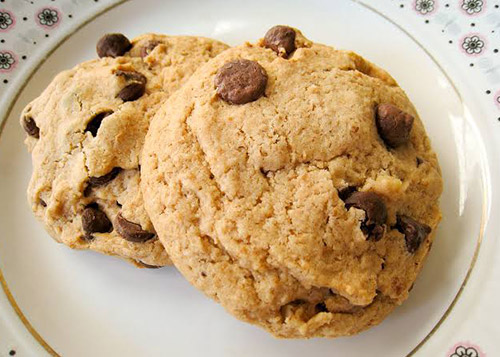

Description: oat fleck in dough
[21,33,228,267]
[141,26,442,336]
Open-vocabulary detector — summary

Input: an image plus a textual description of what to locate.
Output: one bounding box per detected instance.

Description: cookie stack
[20,26,442,338]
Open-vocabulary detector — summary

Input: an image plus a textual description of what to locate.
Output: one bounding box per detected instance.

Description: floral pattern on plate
[461,34,486,55]
[414,0,436,14]
[0,10,14,31]
[0,51,15,72]
[461,0,484,15]
[36,8,60,28]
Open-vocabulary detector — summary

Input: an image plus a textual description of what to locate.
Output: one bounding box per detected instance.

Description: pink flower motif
[414,0,437,15]
[0,51,16,73]
[36,7,60,29]
[0,10,15,32]
[460,34,486,55]
[461,0,485,15]
[448,342,486,357]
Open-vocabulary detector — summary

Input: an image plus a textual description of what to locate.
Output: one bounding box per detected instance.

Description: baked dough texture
[141,28,442,336]
[21,34,229,267]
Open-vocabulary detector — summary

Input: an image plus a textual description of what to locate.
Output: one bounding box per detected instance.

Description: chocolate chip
[88,167,121,187]
[214,59,268,105]
[396,215,431,253]
[137,261,162,269]
[315,302,328,313]
[82,205,112,237]
[416,157,423,167]
[39,198,47,207]
[96,33,131,58]
[345,191,387,240]
[376,104,414,148]
[337,186,357,201]
[140,41,159,58]
[114,213,155,243]
[85,111,113,137]
[370,224,386,242]
[117,82,146,102]
[83,186,92,198]
[345,192,387,226]
[263,25,296,58]
[115,70,147,84]
[22,116,40,138]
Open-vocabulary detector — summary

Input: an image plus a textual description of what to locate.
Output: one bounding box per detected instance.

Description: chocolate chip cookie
[141,26,442,335]
[21,33,228,267]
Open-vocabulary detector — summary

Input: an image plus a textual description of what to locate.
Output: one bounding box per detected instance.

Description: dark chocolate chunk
[345,191,387,241]
[114,213,155,243]
[96,33,131,58]
[137,261,162,269]
[117,82,146,102]
[337,186,357,201]
[263,25,297,58]
[345,191,387,226]
[396,215,431,253]
[88,167,121,187]
[82,205,112,237]
[85,111,113,137]
[376,103,414,148]
[115,70,147,84]
[22,116,40,138]
[315,302,328,313]
[370,224,386,242]
[214,59,268,105]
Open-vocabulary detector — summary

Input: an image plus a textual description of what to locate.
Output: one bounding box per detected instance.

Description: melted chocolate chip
[345,191,387,240]
[117,82,146,102]
[345,191,387,226]
[114,213,155,243]
[140,41,159,58]
[370,224,386,242]
[115,70,147,84]
[315,302,328,313]
[263,25,297,58]
[376,104,414,148]
[96,33,131,58]
[82,205,112,238]
[85,111,113,137]
[137,261,162,269]
[88,167,122,187]
[22,116,40,138]
[214,59,268,105]
[396,215,431,253]
[337,186,357,201]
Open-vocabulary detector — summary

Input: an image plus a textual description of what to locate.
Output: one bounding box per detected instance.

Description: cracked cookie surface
[21,33,228,267]
[141,27,442,337]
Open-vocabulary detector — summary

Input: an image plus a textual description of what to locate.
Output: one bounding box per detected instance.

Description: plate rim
[0,1,487,355]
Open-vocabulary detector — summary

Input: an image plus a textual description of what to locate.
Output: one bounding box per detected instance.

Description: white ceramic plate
[0,0,497,356]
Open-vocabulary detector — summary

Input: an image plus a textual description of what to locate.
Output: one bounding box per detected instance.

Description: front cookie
[141,26,442,336]
[21,33,229,267]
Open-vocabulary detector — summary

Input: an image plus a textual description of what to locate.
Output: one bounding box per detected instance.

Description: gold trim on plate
[0,0,486,356]
[352,2,487,355]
